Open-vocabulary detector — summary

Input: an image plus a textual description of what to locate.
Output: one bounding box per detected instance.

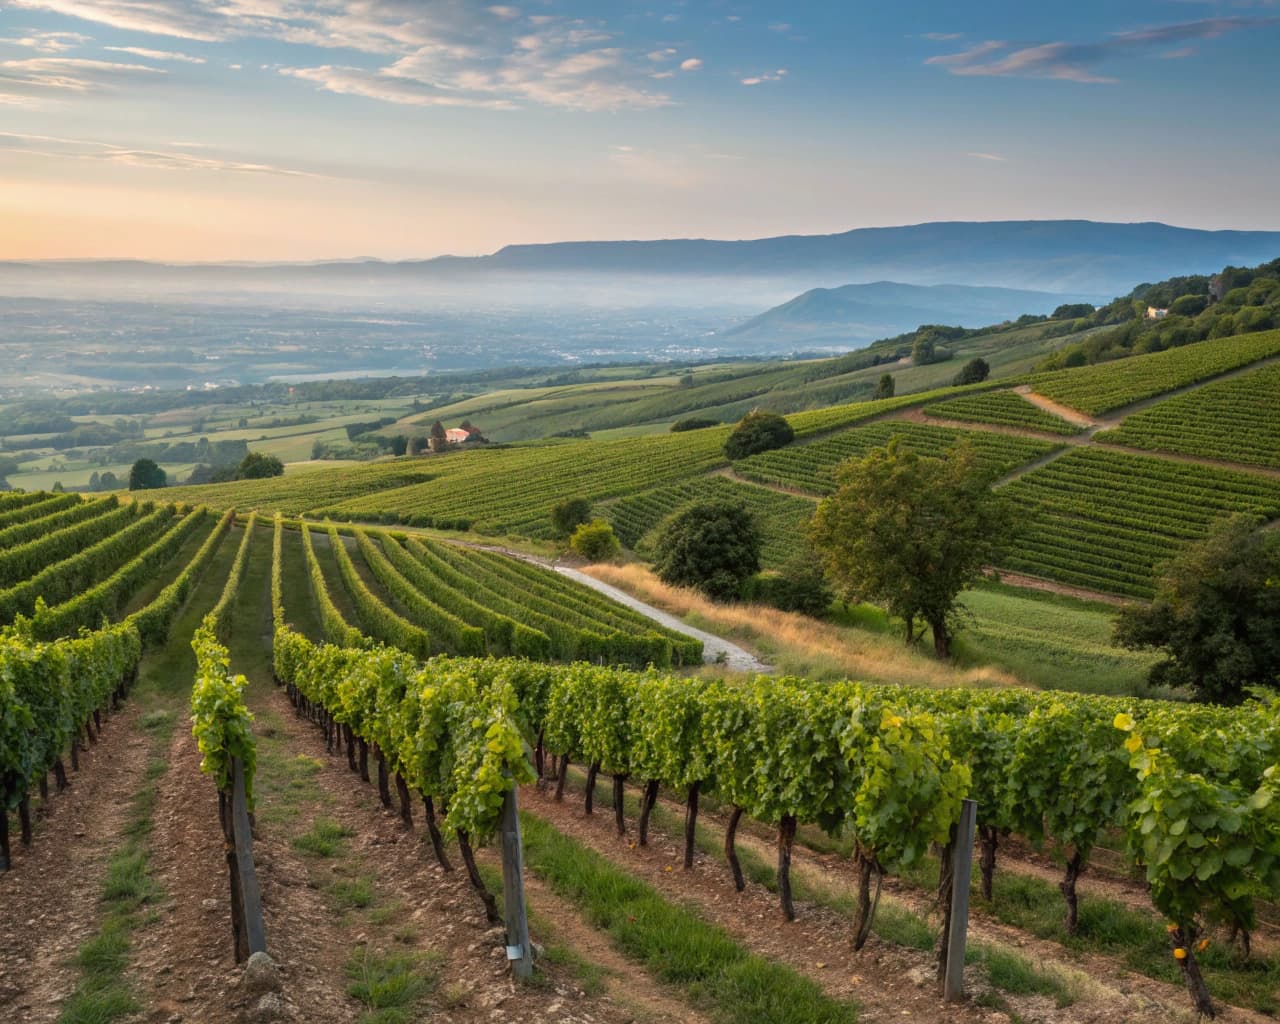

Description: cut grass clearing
[518,810,858,1024]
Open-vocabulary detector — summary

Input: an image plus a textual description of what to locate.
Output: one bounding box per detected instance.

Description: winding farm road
[552,564,772,673]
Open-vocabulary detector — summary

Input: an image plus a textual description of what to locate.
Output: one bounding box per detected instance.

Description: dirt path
[0,704,151,1021]
[248,676,682,1024]
[1013,387,1098,429]
[552,564,771,673]
[129,717,245,1023]
[986,570,1129,607]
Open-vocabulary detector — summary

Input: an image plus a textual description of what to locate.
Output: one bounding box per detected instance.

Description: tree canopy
[651,501,761,601]
[128,457,167,491]
[809,440,1012,657]
[551,497,593,538]
[1114,514,1280,703]
[723,411,794,461]
[235,451,285,480]
[952,357,990,386]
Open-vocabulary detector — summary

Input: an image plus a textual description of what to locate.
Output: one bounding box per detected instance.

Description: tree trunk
[84,718,96,745]
[456,829,501,925]
[852,850,883,951]
[93,709,102,733]
[978,824,998,901]
[18,796,31,847]
[725,805,745,892]
[638,779,658,847]
[54,759,68,792]
[584,762,600,815]
[395,774,412,826]
[931,616,951,659]
[358,738,369,783]
[1172,926,1216,1019]
[534,730,545,779]
[904,615,915,645]
[69,740,79,773]
[683,781,700,869]
[345,726,357,772]
[376,752,392,808]
[1060,850,1084,936]
[554,756,569,802]
[612,775,627,836]
[421,796,452,872]
[38,774,48,806]
[778,814,797,921]
[0,808,9,872]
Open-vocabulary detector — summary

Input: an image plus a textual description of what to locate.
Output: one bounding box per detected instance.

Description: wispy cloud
[9,1,674,111]
[0,129,322,176]
[0,30,90,53]
[966,151,1005,162]
[921,32,963,42]
[680,57,702,71]
[103,45,205,63]
[741,68,787,86]
[925,17,1273,83]
[0,56,163,104]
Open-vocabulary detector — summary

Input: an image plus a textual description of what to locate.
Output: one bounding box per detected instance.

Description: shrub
[723,411,794,460]
[651,501,761,601]
[569,520,621,562]
[671,417,719,432]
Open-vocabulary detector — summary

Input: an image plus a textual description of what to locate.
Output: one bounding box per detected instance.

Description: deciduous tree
[809,440,1011,657]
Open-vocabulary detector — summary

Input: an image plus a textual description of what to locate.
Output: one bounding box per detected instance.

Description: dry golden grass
[584,563,1028,690]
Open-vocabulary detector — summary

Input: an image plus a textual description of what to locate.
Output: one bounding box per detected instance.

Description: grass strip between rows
[517,810,858,1024]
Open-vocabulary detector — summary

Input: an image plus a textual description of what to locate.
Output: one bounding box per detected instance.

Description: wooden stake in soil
[943,798,977,1003]
[230,757,267,961]
[499,786,533,980]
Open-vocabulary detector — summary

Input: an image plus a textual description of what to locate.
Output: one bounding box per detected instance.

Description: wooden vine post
[224,756,267,963]
[943,798,977,1002]
[499,784,534,980]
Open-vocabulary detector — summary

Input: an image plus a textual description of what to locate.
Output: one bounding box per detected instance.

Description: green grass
[345,948,441,1024]
[292,817,353,858]
[567,771,1070,1007]
[519,811,857,1024]
[330,875,377,910]
[953,583,1159,696]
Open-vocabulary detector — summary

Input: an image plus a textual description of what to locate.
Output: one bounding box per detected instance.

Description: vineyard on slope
[923,390,1085,436]
[1096,361,1280,469]
[734,421,1059,496]
[267,505,1280,1019]
[997,448,1280,597]
[1027,327,1280,416]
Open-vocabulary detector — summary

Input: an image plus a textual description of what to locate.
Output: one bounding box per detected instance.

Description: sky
[1,0,1278,261]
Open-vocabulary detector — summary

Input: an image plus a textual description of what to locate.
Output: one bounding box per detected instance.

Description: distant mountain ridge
[4,220,1280,298]
[719,280,1081,350]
